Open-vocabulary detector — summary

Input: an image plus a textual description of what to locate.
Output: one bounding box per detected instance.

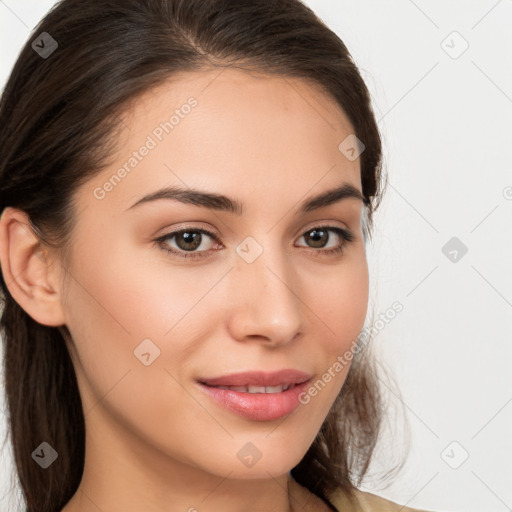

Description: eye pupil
[176,231,201,251]
[306,229,328,248]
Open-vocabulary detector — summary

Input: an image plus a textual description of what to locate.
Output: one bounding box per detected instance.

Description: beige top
[328,488,434,512]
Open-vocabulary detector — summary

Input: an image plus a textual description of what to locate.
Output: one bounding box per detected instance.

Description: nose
[225,243,303,347]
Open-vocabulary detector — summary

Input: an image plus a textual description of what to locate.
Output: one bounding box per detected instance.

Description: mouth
[197,368,312,388]
[196,369,313,421]
[204,383,298,393]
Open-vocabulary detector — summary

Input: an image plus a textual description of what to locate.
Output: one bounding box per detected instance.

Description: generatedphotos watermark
[93,97,198,200]
[298,300,403,405]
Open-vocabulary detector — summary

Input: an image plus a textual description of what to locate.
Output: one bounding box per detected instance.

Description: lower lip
[197,380,311,421]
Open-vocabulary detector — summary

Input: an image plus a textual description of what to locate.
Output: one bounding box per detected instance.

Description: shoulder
[328,487,436,512]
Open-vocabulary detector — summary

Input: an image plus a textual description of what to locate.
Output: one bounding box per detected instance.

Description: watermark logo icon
[236,236,263,264]
[134,338,161,366]
[237,442,262,468]
[338,134,365,161]
[441,441,469,469]
[441,31,469,59]
[32,442,58,468]
[31,32,58,59]
[442,236,468,263]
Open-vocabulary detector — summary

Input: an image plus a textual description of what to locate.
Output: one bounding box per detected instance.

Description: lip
[197,369,313,422]
[198,369,312,387]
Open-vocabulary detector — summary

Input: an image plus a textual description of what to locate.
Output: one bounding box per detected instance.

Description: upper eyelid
[155,225,354,262]
[158,219,351,239]
[157,224,352,246]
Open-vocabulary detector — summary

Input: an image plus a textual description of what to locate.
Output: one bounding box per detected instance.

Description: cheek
[65,231,219,345]
[288,251,369,416]
[60,233,232,413]
[58,238,161,396]
[315,252,369,350]
[60,240,222,461]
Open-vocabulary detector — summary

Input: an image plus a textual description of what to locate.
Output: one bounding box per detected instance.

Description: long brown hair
[0,1,395,511]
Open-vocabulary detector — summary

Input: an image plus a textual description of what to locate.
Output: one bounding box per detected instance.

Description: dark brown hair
[0,1,396,511]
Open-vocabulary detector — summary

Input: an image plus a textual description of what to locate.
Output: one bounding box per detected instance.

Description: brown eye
[174,231,203,251]
[296,226,354,256]
[155,227,220,260]
[303,228,330,248]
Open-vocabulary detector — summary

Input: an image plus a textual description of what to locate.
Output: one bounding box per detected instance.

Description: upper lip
[198,369,312,387]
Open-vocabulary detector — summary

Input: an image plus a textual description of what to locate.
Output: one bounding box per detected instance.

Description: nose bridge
[227,234,303,344]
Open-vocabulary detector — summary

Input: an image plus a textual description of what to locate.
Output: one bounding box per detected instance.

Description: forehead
[78,68,362,216]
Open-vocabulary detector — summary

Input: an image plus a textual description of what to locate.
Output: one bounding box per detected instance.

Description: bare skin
[0,68,368,511]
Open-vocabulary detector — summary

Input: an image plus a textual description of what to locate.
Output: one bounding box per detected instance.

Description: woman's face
[58,68,369,481]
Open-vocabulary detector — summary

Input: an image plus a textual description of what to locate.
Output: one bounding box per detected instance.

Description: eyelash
[154,225,355,261]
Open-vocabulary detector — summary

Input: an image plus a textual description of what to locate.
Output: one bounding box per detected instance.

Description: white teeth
[264,385,284,393]
[214,384,293,393]
[228,386,247,392]
[248,385,267,393]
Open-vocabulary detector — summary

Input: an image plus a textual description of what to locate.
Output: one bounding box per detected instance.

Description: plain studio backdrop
[0,1,511,511]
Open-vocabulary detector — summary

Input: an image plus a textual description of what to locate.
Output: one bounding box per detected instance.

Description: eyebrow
[125,182,367,215]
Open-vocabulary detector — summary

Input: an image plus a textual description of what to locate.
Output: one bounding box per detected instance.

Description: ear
[0,207,66,326]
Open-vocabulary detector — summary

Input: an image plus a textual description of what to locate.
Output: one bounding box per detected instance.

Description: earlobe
[0,207,66,327]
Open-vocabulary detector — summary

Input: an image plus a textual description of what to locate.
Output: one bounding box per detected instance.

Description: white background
[1,1,511,511]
